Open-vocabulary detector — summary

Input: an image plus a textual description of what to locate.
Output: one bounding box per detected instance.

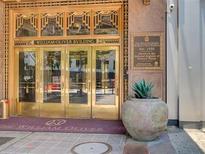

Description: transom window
[15,8,120,37]
[16,14,38,37]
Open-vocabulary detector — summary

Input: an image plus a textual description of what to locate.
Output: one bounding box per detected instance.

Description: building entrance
[16,46,119,119]
[9,3,123,120]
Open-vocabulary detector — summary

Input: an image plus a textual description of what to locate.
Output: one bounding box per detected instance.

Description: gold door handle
[116,87,119,96]
[87,81,91,91]
[36,81,39,90]
[62,82,64,90]
[26,85,29,94]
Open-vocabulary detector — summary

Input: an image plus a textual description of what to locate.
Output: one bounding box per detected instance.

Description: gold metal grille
[94,10,119,35]
[67,11,91,35]
[0,2,5,100]
[16,14,38,37]
[123,0,128,100]
[41,13,64,36]
[5,6,8,98]
[4,0,128,100]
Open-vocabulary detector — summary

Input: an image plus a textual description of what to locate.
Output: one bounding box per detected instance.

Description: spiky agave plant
[132,79,154,99]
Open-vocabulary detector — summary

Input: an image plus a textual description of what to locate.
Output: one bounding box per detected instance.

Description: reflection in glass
[69,51,88,104]
[19,52,36,102]
[43,51,61,103]
[96,50,116,105]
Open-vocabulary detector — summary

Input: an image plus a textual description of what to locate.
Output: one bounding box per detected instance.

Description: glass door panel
[66,47,91,118]
[92,47,119,120]
[17,48,40,116]
[69,51,88,104]
[96,50,116,105]
[40,48,65,118]
[43,51,61,103]
[19,52,36,102]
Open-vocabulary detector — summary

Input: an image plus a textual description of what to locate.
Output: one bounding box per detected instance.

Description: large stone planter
[122,98,168,141]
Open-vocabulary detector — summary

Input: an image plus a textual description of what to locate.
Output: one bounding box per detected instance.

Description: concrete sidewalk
[0,127,203,154]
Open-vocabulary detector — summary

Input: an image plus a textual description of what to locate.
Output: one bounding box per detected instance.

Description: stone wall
[128,0,166,99]
[0,2,5,100]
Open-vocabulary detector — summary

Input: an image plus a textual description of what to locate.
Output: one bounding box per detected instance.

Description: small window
[41,13,64,36]
[16,14,38,37]
[67,11,90,35]
[94,10,119,35]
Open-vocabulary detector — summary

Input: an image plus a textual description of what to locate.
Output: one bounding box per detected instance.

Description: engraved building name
[14,39,120,46]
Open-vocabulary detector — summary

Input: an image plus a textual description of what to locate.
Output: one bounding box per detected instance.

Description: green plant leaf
[132,79,154,99]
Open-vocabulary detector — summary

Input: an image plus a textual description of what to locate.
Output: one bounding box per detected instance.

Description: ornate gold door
[39,48,65,118]
[16,48,65,118]
[16,46,119,119]
[92,46,119,119]
[67,46,119,120]
[66,47,92,119]
[16,48,40,117]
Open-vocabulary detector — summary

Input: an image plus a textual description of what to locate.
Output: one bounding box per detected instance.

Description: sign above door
[14,38,120,46]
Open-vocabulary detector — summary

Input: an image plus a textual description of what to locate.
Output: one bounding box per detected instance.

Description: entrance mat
[0,117,126,134]
[0,137,14,146]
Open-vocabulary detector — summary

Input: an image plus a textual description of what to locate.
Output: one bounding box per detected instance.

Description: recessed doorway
[16,46,120,120]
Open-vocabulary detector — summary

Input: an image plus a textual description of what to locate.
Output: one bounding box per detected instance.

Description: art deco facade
[0,0,204,129]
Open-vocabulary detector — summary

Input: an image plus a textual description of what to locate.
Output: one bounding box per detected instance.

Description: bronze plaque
[133,34,162,69]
